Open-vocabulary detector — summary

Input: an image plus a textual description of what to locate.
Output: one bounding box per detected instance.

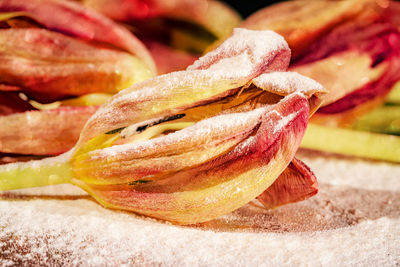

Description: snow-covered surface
[1,150,399,266]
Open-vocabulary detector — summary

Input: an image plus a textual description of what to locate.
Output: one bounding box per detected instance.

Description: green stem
[0,152,73,191]
[301,123,400,162]
[352,105,400,135]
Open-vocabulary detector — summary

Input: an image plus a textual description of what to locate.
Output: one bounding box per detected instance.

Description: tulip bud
[0,29,325,224]
[0,0,156,156]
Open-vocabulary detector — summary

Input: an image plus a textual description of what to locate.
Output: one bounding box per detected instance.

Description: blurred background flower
[235,0,400,162]
[0,0,155,159]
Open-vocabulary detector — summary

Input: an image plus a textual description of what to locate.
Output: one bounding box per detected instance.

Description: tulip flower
[0,29,325,224]
[242,0,400,162]
[0,0,156,156]
[81,0,241,73]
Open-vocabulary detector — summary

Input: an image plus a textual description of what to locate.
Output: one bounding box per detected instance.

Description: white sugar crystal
[189,28,289,74]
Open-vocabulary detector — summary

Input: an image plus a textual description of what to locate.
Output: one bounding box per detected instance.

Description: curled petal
[257,157,318,209]
[252,71,325,114]
[188,28,290,74]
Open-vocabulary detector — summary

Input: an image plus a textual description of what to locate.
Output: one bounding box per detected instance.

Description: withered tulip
[0,29,325,224]
[242,0,400,162]
[0,0,156,156]
[81,0,241,73]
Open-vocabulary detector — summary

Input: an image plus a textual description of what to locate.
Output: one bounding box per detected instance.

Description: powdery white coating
[1,153,399,265]
[204,52,255,79]
[272,111,299,134]
[253,71,326,97]
[188,28,290,74]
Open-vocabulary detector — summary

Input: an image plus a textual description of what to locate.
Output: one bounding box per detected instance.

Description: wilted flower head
[0,29,325,224]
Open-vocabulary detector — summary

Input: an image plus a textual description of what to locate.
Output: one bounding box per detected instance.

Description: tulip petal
[144,41,197,74]
[241,0,379,59]
[257,157,318,209]
[292,51,387,106]
[0,28,152,102]
[73,106,267,184]
[0,106,97,155]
